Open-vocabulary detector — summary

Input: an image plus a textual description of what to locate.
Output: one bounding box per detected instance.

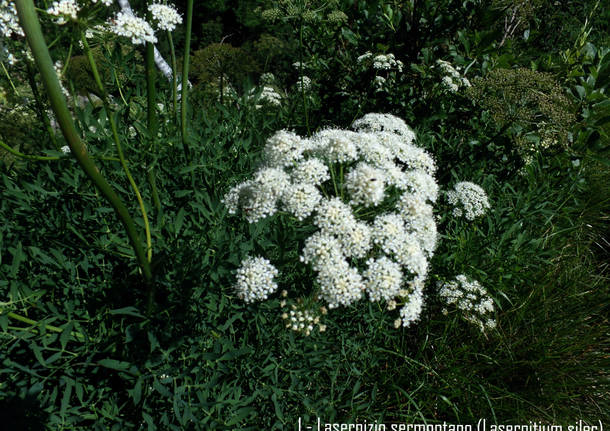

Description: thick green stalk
[81,35,153,264]
[181,0,194,159]
[15,0,152,281]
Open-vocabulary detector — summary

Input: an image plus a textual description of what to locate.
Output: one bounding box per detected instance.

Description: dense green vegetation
[1,0,608,429]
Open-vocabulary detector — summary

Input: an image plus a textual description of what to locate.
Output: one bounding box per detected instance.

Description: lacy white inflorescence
[436,59,471,93]
[148,3,182,31]
[46,0,80,25]
[1,0,24,37]
[225,113,440,328]
[235,256,279,303]
[446,181,490,220]
[109,11,157,45]
[438,274,496,332]
[357,52,404,92]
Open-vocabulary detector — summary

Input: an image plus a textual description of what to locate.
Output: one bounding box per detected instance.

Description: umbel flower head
[235,256,279,303]
[446,181,490,220]
[224,113,439,329]
[46,0,80,25]
[148,3,182,31]
[1,0,24,37]
[438,275,496,332]
[109,11,157,45]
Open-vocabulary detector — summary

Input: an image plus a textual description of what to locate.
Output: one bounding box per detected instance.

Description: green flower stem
[1,308,85,341]
[0,139,59,160]
[168,31,178,121]
[14,0,152,281]
[181,0,194,159]
[1,60,20,96]
[145,39,162,214]
[0,140,121,162]
[81,35,153,264]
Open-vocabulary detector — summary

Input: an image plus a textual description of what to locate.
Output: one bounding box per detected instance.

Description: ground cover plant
[0,0,608,429]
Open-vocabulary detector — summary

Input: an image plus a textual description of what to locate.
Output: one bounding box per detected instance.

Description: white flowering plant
[224,112,497,334]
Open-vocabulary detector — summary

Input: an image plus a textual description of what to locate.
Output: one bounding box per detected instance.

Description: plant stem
[0,139,59,160]
[81,35,153,264]
[181,0,194,159]
[1,308,85,341]
[14,0,152,281]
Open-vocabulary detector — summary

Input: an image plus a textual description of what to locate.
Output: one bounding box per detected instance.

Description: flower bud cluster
[446,181,490,220]
[281,301,326,335]
[438,275,496,332]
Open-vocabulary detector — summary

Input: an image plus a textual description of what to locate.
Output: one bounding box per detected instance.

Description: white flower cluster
[148,3,182,31]
[109,11,157,45]
[436,59,471,93]
[357,52,404,92]
[372,53,404,72]
[446,181,490,220]
[250,86,282,108]
[1,0,24,37]
[225,113,440,328]
[438,275,496,332]
[295,75,312,92]
[46,0,80,25]
[1,44,15,65]
[260,72,275,85]
[92,0,113,6]
[235,256,279,303]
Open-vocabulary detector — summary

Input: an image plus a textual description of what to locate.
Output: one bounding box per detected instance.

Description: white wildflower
[235,256,279,303]
[300,230,344,272]
[446,181,490,220]
[46,0,80,24]
[402,170,439,203]
[109,11,157,45]
[281,183,322,221]
[290,158,330,186]
[264,130,305,168]
[352,113,415,143]
[345,162,386,206]
[316,259,364,308]
[398,291,424,327]
[438,275,496,332]
[148,3,182,31]
[1,0,24,37]
[311,129,359,163]
[337,221,372,259]
[364,256,403,302]
[295,75,312,92]
[313,197,356,235]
